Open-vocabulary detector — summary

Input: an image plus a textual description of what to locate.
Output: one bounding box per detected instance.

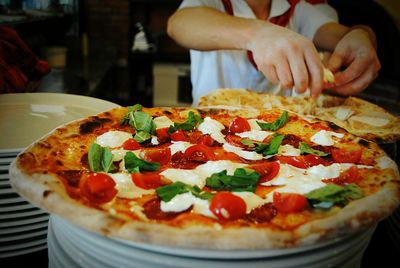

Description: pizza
[10,104,400,250]
[198,88,400,143]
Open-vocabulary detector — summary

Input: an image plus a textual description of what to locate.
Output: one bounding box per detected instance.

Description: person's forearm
[167,7,264,51]
[314,22,377,52]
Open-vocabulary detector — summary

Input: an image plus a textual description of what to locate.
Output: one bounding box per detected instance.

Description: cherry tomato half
[225,134,246,148]
[210,192,246,220]
[229,116,251,134]
[248,161,280,183]
[332,148,362,164]
[142,147,172,165]
[131,172,161,189]
[79,173,117,204]
[276,155,326,169]
[155,127,170,142]
[170,129,188,142]
[183,144,216,162]
[122,138,140,150]
[198,135,215,146]
[273,192,307,213]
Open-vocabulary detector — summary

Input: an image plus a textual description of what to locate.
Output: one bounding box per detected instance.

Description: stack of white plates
[0,93,119,259]
[0,148,49,258]
[48,215,375,268]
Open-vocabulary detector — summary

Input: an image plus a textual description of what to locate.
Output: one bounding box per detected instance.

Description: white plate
[0,243,47,258]
[0,187,15,195]
[0,214,49,228]
[49,216,374,268]
[0,157,15,165]
[0,202,37,213]
[0,235,47,252]
[48,223,78,268]
[0,165,9,172]
[0,180,10,186]
[0,208,47,220]
[0,93,119,151]
[0,220,48,235]
[0,228,47,243]
[0,196,25,205]
[0,150,20,157]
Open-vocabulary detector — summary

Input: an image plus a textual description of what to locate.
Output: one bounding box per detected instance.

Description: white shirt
[179,0,338,105]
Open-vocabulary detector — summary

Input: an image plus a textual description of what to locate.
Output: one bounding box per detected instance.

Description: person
[0,26,50,93]
[167,0,380,105]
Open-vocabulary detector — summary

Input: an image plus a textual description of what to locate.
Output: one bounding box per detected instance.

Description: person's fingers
[327,50,346,73]
[287,50,308,94]
[328,67,378,95]
[304,48,323,98]
[260,63,279,85]
[333,57,368,86]
[275,59,294,89]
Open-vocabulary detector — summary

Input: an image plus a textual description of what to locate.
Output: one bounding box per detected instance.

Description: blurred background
[0,0,399,112]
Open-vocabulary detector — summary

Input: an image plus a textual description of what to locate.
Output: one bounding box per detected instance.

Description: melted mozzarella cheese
[310,130,344,146]
[96,131,133,148]
[160,192,215,218]
[223,143,263,161]
[161,160,246,188]
[232,192,267,213]
[109,173,154,199]
[263,164,326,202]
[236,130,273,142]
[153,116,174,129]
[335,108,354,121]
[263,163,373,202]
[198,117,226,143]
[169,141,192,155]
[278,144,301,156]
[160,169,201,187]
[247,119,267,131]
[151,136,160,145]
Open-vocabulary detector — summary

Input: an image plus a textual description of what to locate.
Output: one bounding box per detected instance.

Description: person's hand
[325,28,380,95]
[248,23,325,98]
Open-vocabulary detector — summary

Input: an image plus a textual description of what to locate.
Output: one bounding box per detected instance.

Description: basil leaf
[88,143,117,173]
[257,111,289,131]
[124,151,160,173]
[262,134,285,156]
[205,168,259,192]
[131,111,156,134]
[343,183,363,200]
[305,183,363,208]
[134,131,152,143]
[156,181,214,202]
[299,142,328,156]
[156,182,188,202]
[102,147,117,173]
[120,104,143,125]
[168,111,203,134]
[241,134,284,156]
[88,143,103,172]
